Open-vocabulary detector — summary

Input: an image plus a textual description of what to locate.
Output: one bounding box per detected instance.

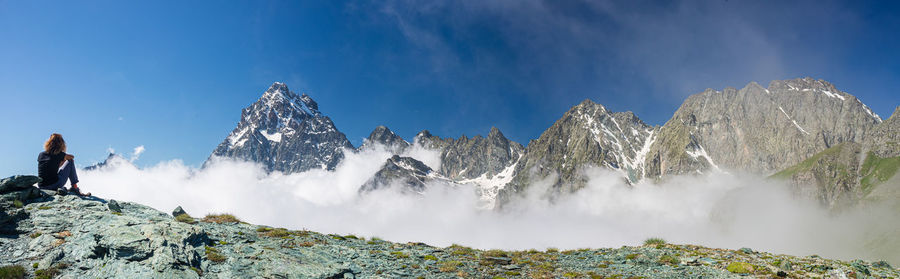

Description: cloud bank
[79,144,899,265]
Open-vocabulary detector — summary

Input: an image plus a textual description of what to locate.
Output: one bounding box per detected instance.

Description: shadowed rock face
[207,82,353,173]
[359,155,439,193]
[359,125,409,153]
[644,78,881,178]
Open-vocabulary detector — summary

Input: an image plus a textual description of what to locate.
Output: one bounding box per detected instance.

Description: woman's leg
[57,160,79,187]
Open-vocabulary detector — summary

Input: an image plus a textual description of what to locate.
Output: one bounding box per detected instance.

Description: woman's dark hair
[44,133,66,155]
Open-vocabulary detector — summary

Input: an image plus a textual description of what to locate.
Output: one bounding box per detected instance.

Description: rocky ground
[1,176,898,279]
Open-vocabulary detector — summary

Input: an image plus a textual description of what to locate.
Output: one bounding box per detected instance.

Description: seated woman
[37,133,89,196]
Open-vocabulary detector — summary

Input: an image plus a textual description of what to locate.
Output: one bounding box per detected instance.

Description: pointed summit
[487,127,503,138]
[500,98,656,200]
[207,82,353,173]
[259,82,321,117]
[360,125,409,152]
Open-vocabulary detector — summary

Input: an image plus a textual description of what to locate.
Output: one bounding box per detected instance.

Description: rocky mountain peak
[571,99,607,115]
[208,82,353,173]
[487,126,502,137]
[259,82,320,117]
[360,125,409,152]
[499,99,656,203]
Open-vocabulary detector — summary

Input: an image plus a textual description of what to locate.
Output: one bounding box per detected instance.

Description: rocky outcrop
[359,125,409,153]
[865,106,900,158]
[499,100,656,203]
[645,78,881,178]
[207,82,354,173]
[1,180,896,278]
[359,155,445,194]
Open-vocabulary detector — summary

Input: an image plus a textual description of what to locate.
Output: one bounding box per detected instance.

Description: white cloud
[130,145,145,162]
[79,143,899,265]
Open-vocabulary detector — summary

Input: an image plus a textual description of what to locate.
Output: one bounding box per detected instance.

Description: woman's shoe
[70,186,90,197]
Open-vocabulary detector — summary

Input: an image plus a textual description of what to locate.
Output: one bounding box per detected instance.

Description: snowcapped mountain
[207,82,353,173]
[496,99,656,204]
[204,78,893,211]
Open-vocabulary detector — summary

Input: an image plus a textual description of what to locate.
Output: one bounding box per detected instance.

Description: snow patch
[778,107,810,135]
[460,159,519,209]
[856,99,882,122]
[228,127,250,147]
[261,131,283,142]
[820,90,846,101]
[686,144,720,172]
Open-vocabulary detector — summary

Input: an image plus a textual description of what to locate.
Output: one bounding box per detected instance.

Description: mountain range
[205,79,899,210]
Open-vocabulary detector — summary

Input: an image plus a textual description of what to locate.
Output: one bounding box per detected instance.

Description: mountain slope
[498,100,656,202]
[645,78,882,178]
[207,82,353,173]
[772,106,900,209]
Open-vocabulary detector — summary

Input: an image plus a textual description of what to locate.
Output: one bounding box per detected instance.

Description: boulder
[172,206,187,217]
[108,199,122,213]
[0,175,41,193]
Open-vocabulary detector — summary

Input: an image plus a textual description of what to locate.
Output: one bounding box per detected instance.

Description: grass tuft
[174,213,196,224]
[201,213,241,224]
[438,261,462,272]
[205,246,226,263]
[726,262,755,274]
[643,237,666,246]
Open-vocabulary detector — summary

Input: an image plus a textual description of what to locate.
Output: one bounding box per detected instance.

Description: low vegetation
[205,246,226,263]
[726,262,754,274]
[201,213,241,224]
[174,213,196,224]
[0,265,25,279]
[34,263,66,279]
[642,237,666,246]
[860,151,900,193]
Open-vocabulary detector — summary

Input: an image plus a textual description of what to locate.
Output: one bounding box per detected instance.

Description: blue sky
[2,0,899,176]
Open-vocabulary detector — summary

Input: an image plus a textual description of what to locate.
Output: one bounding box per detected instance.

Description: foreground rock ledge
[1,187,897,278]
